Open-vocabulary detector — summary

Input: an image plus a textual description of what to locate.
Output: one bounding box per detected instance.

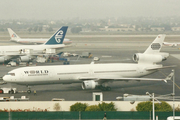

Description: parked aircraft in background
[0,26,68,63]
[7,28,72,45]
[163,42,180,47]
[3,34,173,93]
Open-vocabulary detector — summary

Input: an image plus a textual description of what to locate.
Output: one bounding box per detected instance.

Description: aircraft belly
[17,75,79,85]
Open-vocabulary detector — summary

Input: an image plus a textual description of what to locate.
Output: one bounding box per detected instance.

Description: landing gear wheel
[103,87,107,91]
[106,87,111,91]
[9,89,14,94]
[100,86,105,91]
[100,86,111,91]
[27,90,31,94]
[99,85,103,90]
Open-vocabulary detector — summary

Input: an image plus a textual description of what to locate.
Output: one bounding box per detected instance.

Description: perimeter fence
[0,111,179,120]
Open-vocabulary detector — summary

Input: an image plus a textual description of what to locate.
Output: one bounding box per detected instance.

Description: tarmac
[0,34,180,101]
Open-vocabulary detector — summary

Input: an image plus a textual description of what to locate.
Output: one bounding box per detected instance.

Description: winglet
[163,80,167,83]
[164,72,174,83]
[44,26,68,45]
[7,28,21,41]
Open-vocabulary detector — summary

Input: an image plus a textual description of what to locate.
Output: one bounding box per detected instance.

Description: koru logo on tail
[151,43,161,50]
[55,30,63,43]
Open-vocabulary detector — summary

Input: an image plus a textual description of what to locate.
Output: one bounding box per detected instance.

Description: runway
[0,34,180,101]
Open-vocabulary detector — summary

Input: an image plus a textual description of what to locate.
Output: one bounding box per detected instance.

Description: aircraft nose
[3,75,10,82]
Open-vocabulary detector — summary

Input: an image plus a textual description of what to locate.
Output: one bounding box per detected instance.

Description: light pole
[172,69,175,120]
[146,92,161,120]
[153,93,155,120]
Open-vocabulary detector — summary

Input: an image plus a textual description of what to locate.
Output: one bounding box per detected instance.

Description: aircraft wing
[79,72,174,84]
[145,65,176,71]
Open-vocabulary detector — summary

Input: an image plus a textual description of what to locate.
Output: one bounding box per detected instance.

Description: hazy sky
[1,0,180,20]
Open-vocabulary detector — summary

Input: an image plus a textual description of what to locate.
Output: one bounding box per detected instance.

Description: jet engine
[0,57,5,63]
[132,53,169,63]
[81,80,98,90]
[20,56,32,62]
[0,56,12,63]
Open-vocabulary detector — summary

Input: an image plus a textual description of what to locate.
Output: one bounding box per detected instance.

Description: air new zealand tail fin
[7,28,21,41]
[44,26,68,45]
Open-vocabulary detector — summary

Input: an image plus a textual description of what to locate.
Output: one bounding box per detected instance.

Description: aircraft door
[20,72,24,82]
[49,70,53,78]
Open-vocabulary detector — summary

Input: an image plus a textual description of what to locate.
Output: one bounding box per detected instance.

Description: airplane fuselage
[11,38,72,45]
[3,63,159,85]
[0,26,68,63]
[0,44,65,55]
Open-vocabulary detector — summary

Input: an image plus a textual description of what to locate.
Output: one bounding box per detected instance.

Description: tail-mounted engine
[133,52,169,63]
[0,56,11,63]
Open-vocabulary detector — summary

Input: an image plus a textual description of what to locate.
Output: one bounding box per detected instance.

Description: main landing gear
[99,85,111,91]
[27,86,32,94]
[9,89,14,94]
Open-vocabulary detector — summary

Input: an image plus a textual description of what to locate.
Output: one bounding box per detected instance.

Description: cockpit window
[8,73,15,76]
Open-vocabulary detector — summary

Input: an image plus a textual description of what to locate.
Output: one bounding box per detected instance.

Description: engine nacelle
[132,53,168,63]
[81,80,98,90]
[0,56,12,63]
[20,56,32,62]
[0,57,5,63]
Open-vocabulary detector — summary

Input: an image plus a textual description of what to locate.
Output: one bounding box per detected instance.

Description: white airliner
[3,34,173,93]
[163,42,180,47]
[7,28,72,45]
[0,26,68,63]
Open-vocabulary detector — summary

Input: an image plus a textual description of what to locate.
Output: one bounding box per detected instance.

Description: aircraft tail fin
[144,34,166,54]
[7,28,21,41]
[44,26,68,45]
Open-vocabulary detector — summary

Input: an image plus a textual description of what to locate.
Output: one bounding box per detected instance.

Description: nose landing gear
[27,86,32,94]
